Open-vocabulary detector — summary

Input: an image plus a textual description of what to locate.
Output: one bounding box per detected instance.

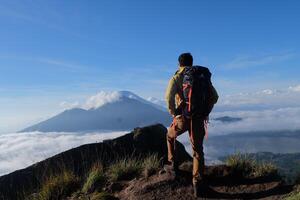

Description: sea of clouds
[209,107,300,135]
[0,131,126,176]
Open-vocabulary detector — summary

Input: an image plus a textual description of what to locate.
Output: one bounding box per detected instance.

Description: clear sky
[0,0,300,132]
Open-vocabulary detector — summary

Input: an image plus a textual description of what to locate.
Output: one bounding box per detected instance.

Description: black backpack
[182,65,212,118]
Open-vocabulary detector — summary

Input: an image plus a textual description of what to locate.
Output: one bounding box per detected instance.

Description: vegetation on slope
[223,152,300,183]
[284,185,300,200]
[225,153,279,178]
[29,154,162,200]
[33,171,80,200]
[82,163,106,194]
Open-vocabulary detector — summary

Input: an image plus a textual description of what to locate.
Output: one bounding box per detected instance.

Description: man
[165,53,218,197]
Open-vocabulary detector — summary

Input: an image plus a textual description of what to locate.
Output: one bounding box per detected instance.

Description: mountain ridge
[20,92,171,132]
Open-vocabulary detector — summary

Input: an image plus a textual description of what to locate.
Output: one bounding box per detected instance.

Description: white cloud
[147,97,166,108]
[0,131,126,176]
[83,91,123,109]
[217,85,300,110]
[261,89,274,95]
[223,53,295,69]
[63,91,164,110]
[59,101,80,110]
[209,107,300,136]
[289,85,300,92]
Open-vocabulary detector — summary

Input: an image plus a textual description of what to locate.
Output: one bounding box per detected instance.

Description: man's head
[178,53,193,67]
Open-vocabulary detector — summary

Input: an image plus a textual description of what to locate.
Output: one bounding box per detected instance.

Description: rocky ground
[69,162,294,200]
[115,163,294,200]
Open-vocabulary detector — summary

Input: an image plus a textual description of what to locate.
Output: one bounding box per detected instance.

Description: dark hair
[178,53,193,66]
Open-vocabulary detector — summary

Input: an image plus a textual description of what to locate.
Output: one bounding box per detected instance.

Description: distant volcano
[20,91,171,132]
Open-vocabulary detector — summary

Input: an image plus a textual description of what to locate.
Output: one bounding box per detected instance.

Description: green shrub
[107,157,142,181]
[35,170,79,200]
[285,193,300,200]
[82,163,106,194]
[226,153,256,176]
[226,153,278,178]
[253,162,278,177]
[142,154,162,177]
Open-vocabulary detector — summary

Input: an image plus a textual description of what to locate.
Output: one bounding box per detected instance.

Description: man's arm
[165,77,177,116]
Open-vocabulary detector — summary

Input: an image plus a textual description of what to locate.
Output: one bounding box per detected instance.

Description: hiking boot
[193,183,199,198]
[193,179,205,198]
[163,161,178,173]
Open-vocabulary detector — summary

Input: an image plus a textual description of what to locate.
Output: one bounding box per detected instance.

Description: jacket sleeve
[165,77,177,116]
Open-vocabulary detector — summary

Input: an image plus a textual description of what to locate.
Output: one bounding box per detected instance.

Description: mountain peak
[20,91,170,132]
[84,91,150,110]
[83,90,166,112]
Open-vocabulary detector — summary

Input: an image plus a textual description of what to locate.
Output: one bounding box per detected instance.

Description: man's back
[165,65,219,117]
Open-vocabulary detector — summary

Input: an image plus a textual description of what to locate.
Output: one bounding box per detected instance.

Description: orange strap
[188,87,192,112]
[182,83,189,90]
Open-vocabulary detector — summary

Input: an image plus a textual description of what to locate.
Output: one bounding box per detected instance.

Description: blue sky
[0,0,300,132]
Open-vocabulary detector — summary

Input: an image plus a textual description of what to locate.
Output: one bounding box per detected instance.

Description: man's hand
[204,116,209,123]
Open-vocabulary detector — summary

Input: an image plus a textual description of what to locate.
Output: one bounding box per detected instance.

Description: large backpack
[182,65,213,118]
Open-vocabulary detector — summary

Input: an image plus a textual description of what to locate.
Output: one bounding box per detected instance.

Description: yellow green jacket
[165,66,219,116]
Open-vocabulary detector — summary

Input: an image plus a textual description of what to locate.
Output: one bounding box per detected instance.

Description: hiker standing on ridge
[165,53,218,197]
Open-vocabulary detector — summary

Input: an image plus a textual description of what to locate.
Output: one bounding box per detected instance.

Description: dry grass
[34,170,79,200]
[284,185,300,200]
[142,154,162,177]
[107,154,163,181]
[226,153,256,176]
[226,153,278,178]
[253,162,278,177]
[29,154,163,199]
[107,157,142,181]
[82,162,106,194]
